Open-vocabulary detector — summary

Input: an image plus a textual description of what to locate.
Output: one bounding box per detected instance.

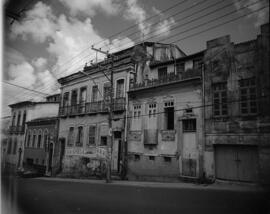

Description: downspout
[201,63,206,182]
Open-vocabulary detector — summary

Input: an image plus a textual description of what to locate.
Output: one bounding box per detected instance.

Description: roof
[26,117,58,125]
[150,50,204,68]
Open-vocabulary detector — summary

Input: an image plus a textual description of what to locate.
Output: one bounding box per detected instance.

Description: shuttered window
[88,126,96,146]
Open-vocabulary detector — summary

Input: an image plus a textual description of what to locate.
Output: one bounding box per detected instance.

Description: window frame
[212,82,228,117]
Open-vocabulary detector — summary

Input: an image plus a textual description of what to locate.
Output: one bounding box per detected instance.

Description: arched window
[43,129,48,150]
[37,130,42,148]
[32,130,37,147]
[26,130,32,147]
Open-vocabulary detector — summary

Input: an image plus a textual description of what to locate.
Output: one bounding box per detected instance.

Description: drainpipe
[201,63,206,182]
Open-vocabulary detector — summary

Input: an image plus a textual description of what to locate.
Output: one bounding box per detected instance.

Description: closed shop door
[215,145,258,182]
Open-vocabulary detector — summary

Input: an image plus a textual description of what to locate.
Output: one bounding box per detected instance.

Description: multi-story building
[4,99,59,174]
[1,116,11,172]
[203,23,270,184]
[57,42,184,178]
[127,51,204,181]
[24,117,59,176]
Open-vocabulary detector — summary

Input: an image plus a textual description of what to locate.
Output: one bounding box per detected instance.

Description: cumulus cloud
[124,0,151,38]
[8,62,36,88]
[59,0,122,17]
[32,57,47,68]
[234,0,269,27]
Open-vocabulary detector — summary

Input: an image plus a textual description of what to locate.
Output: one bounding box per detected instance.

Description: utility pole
[91,46,114,183]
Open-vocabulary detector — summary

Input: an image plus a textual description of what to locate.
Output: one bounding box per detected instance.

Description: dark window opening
[76,126,83,147]
[164,156,172,162]
[183,119,196,132]
[92,86,98,102]
[37,134,42,148]
[63,92,69,106]
[158,67,168,80]
[88,126,96,146]
[149,156,155,161]
[114,131,122,139]
[134,154,140,161]
[165,107,174,130]
[71,90,78,105]
[116,79,125,98]
[12,139,17,154]
[100,136,107,146]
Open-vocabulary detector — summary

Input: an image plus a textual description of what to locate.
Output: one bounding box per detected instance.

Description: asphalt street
[1,176,269,214]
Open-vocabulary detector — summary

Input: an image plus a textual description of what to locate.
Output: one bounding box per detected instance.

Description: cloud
[124,0,151,38]
[10,2,57,43]
[8,62,36,88]
[233,0,269,27]
[59,0,122,17]
[32,57,47,68]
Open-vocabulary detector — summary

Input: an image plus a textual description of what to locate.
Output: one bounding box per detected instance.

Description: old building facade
[24,117,59,176]
[4,100,59,173]
[203,23,270,184]
[57,42,184,178]
[127,52,204,181]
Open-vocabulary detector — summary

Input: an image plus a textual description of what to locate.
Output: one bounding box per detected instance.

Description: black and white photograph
[1,0,270,213]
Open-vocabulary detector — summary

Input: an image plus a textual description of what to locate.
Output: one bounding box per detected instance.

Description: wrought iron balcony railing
[130,68,201,91]
[59,98,126,117]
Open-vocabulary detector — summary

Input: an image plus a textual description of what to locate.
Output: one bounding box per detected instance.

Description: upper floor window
[7,138,12,154]
[133,104,141,118]
[79,87,87,103]
[193,58,203,71]
[148,103,157,117]
[63,92,69,106]
[164,101,174,130]
[158,67,167,80]
[12,112,16,126]
[76,126,84,147]
[37,131,42,148]
[13,138,17,154]
[67,127,74,146]
[71,90,78,105]
[43,130,48,149]
[92,85,98,102]
[17,111,21,126]
[116,79,125,98]
[22,111,26,129]
[88,125,96,146]
[32,130,36,147]
[176,63,184,75]
[27,131,31,147]
[103,82,111,101]
[239,77,257,115]
[213,82,227,117]
[183,119,196,132]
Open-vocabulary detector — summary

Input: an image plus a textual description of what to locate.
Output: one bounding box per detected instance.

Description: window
[193,58,203,71]
[133,104,141,118]
[12,112,16,126]
[213,82,227,117]
[22,111,26,130]
[164,101,174,130]
[43,130,48,149]
[63,92,69,106]
[103,82,111,101]
[67,127,74,146]
[71,90,78,105]
[17,111,21,126]
[13,138,17,154]
[76,126,84,146]
[100,136,107,146]
[27,131,31,147]
[116,79,125,98]
[149,156,155,161]
[37,132,42,148]
[148,103,157,117]
[176,63,184,74]
[32,131,36,147]
[92,85,98,102]
[164,156,172,162]
[88,126,96,146]
[79,87,87,103]
[158,67,168,80]
[239,78,257,115]
[134,154,140,161]
[183,119,196,132]
[7,138,12,154]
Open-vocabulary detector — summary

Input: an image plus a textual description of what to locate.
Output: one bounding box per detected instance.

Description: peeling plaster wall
[203,23,270,184]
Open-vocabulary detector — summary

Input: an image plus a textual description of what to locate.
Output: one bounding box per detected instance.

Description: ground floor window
[100,136,107,146]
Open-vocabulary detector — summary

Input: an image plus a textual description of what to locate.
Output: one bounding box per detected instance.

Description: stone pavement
[35,177,265,192]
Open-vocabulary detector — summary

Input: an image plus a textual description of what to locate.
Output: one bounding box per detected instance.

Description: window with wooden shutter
[88,126,96,146]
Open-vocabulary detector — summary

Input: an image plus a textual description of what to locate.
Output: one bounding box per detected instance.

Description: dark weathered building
[203,23,270,184]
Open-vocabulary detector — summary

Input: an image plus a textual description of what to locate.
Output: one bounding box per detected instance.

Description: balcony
[130,68,201,91]
[59,98,126,117]
[9,126,25,135]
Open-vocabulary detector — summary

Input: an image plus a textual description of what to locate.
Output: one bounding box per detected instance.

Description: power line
[2,81,50,96]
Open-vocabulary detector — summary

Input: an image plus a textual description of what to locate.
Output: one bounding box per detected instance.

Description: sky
[1,0,269,116]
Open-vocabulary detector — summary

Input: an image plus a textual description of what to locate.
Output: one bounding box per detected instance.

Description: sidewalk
[34,177,265,192]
